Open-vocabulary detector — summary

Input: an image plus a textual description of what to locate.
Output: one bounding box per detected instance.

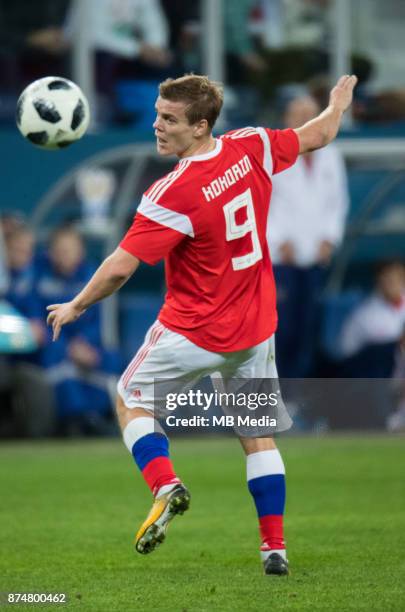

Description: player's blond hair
[159,74,223,130]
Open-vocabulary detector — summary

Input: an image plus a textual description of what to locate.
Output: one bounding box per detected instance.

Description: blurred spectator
[0,0,70,95]
[268,95,349,377]
[282,0,330,49]
[1,224,54,437]
[246,0,329,103]
[160,0,200,73]
[254,0,330,50]
[340,261,405,377]
[0,223,8,295]
[224,0,267,85]
[249,0,372,113]
[35,226,121,435]
[67,0,173,125]
[0,210,28,240]
[354,88,405,125]
[4,226,46,346]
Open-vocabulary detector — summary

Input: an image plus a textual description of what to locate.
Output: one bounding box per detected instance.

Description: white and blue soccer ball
[16,76,90,150]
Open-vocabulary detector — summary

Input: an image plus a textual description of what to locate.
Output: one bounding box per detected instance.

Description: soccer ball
[16,76,90,150]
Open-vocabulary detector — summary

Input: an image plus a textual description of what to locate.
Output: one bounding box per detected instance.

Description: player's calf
[246,448,289,575]
[122,415,181,496]
[119,409,189,553]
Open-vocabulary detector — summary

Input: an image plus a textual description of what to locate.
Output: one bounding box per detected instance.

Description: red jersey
[120,127,299,352]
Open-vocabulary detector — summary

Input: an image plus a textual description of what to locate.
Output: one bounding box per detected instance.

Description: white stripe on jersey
[227,127,258,139]
[146,160,186,201]
[138,194,195,237]
[147,159,190,203]
[256,127,273,178]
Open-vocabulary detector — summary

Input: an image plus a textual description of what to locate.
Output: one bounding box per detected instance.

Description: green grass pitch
[1,435,404,611]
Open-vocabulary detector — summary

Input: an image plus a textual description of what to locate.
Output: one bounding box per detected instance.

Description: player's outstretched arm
[46,247,139,341]
[294,75,357,154]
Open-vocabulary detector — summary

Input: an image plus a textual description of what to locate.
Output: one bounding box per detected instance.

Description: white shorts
[118,320,283,413]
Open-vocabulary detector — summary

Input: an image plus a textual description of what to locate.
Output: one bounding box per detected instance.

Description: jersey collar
[181,138,223,162]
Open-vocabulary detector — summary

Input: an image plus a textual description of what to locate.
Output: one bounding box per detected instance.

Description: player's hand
[46,302,84,341]
[329,75,358,113]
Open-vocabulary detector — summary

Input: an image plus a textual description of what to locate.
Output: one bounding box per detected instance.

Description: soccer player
[47,73,357,575]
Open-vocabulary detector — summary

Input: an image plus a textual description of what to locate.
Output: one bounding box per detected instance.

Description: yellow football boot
[135,484,191,554]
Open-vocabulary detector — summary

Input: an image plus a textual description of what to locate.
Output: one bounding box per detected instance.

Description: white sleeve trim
[256,127,273,178]
[138,195,194,238]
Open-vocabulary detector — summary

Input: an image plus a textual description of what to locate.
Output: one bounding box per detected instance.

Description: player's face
[153,97,203,158]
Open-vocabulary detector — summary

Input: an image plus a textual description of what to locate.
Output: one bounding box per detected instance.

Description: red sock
[259,515,285,549]
[142,456,180,496]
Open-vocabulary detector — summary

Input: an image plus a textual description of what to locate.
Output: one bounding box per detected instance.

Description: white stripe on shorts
[122,321,165,389]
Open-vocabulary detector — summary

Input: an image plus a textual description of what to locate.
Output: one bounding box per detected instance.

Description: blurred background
[0,0,404,438]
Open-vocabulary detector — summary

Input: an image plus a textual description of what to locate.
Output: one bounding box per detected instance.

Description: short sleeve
[120,194,194,265]
[222,126,299,177]
[120,213,185,265]
[265,128,299,175]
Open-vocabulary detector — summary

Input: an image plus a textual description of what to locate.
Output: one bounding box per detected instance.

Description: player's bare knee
[115,394,154,429]
[239,436,277,455]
